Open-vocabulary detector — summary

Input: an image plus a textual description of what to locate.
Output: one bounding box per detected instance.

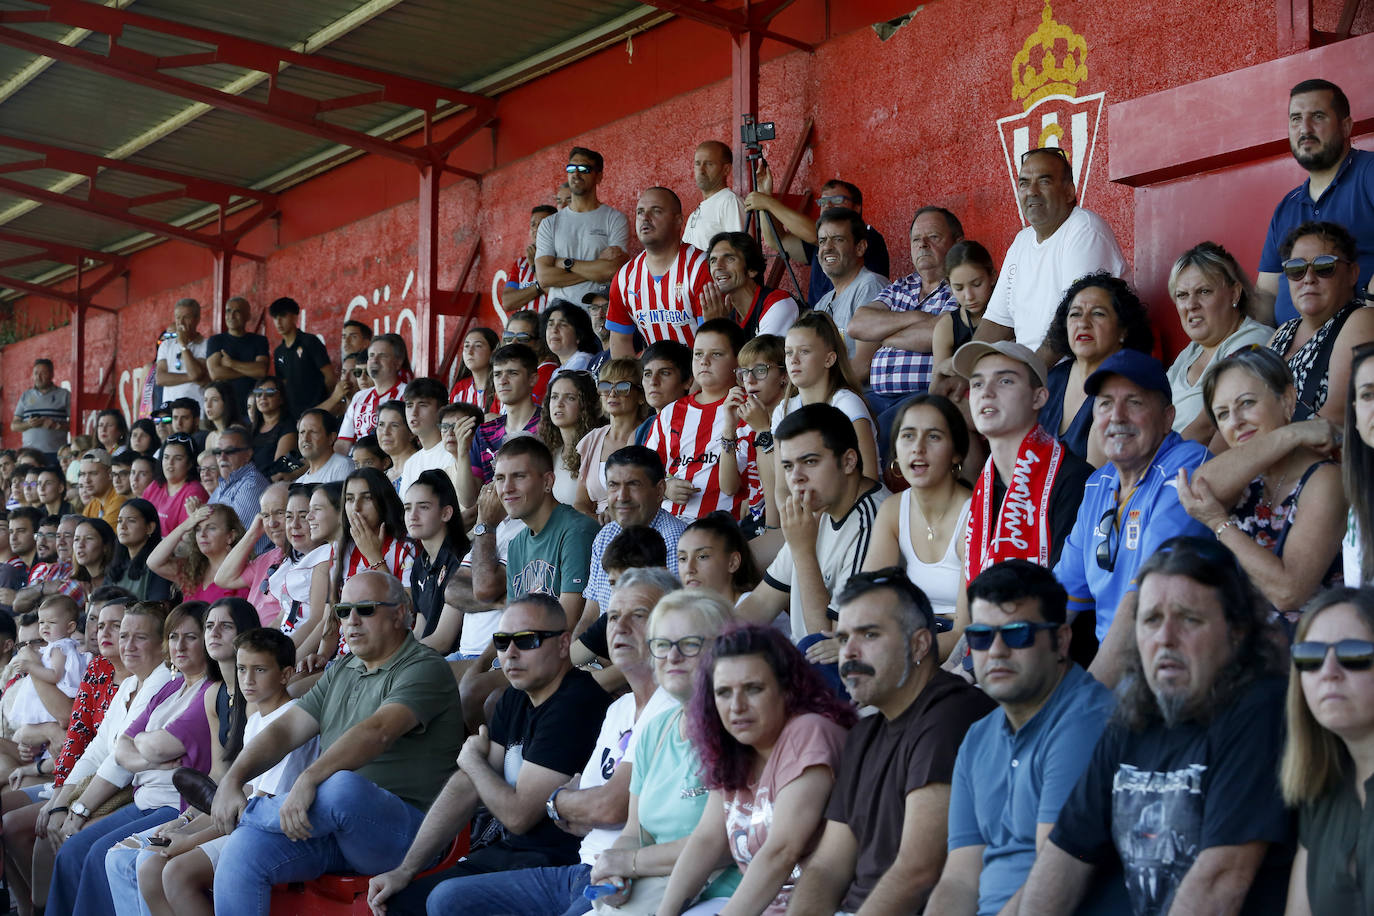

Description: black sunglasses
[565,163,593,174]
[252,387,280,396]
[211,446,249,456]
[333,601,399,620]
[647,636,706,658]
[492,629,565,652]
[1292,639,1374,672]
[1281,254,1351,281]
[1095,507,1121,572]
[351,368,367,378]
[965,621,1060,651]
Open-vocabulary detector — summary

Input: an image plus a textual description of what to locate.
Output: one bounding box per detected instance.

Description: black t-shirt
[411,541,462,651]
[207,331,270,412]
[487,667,612,863]
[251,423,291,474]
[990,447,1093,569]
[577,613,610,660]
[273,332,332,413]
[1050,676,1293,916]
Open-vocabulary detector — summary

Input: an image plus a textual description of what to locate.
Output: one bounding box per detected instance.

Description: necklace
[1263,466,1290,509]
[921,495,955,542]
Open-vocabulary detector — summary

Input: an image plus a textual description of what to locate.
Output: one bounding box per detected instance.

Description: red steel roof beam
[0,229,121,264]
[638,0,814,50]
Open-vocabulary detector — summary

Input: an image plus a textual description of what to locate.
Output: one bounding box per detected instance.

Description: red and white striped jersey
[339,381,407,443]
[605,244,711,346]
[506,256,548,312]
[733,421,765,518]
[644,395,747,520]
[342,536,416,589]
[449,376,488,409]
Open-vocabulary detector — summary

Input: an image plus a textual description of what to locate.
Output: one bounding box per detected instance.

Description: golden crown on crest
[1011,0,1088,110]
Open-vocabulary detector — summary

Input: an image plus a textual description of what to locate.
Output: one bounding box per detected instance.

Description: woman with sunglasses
[575,358,650,519]
[538,371,605,508]
[148,505,248,604]
[449,327,499,416]
[1345,344,1374,587]
[1178,346,1346,621]
[144,435,209,536]
[247,378,296,475]
[544,300,603,377]
[1165,242,1274,443]
[659,625,854,916]
[109,499,173,602]
[128,419,161,458]
[95,410,130,457]
[588,589,740,908]
[201,381,244,456]
[73,518,117,593]
[1279,586,1374,914]
[1267,221,1374,424]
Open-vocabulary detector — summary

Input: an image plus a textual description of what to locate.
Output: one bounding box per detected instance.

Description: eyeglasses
[734,364,784,382]
[211,447,249,456]
[502,331,533,343]
[1095,507,1121,572]
[647,636,706,658]
[964,621,1060,651]
[1021,145,1070,164]
[492,629,565,652]
[333,600,399,620]
[15,638,47,650]
[1292,639,1374,672]
[565,163,593,174]
[1280,254,1351,281]
[252,388,280,396]
[597,380,639,395]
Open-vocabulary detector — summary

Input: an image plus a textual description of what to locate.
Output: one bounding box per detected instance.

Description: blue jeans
[211,770,427,916]
[425,863,592,916]
[105,832,160,916]
[48,804,178,916]
[863,385,916,466]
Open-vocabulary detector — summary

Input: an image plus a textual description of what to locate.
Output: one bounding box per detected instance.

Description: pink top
[143,480,211,534]
[575,425,613,514]
[246,547,284,627]
[185,582,248,604]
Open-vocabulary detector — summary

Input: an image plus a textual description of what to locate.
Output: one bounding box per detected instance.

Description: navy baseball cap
[1084,350,1172,403]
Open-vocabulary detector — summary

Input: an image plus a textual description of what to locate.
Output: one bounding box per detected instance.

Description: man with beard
[535,146,630,307]
[703,231,799,337]
[1258,79,1373,325]
[926,560,1114,916]
[787,568,993,915]
[683,140,746,251]
[1015,538,1292,916]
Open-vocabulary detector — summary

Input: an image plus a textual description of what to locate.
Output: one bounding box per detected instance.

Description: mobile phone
[149,836,171,847]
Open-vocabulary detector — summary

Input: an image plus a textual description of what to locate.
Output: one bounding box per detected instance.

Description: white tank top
[897,489,970,618]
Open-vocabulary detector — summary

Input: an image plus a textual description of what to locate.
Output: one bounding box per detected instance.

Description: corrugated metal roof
[0,0,668,295]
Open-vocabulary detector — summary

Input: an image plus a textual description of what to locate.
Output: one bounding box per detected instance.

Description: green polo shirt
[296,633,461,809]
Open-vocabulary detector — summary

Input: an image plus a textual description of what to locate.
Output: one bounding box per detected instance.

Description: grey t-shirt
[16,386,70,453]
[535,204,630,304]
[815,267,889,356]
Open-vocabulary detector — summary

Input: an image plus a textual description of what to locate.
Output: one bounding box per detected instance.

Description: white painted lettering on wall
[345,268,417,340]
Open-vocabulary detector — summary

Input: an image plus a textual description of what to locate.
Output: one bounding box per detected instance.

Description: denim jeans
[48,804,178,916]
[211,770,427,916]
[424,863,592,916]
[863,385,915,464]
[105,832,160,916]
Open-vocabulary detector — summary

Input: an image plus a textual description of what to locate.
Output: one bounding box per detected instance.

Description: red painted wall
[1,0,1361,442]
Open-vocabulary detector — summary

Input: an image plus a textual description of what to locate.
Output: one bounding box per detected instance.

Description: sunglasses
[502,331,534,343]
[565,163,593,174]
[1291,639,1374,672]
[492,629,565,652]
[165,434,194,445]
[252,388,281,396]
[1021,145,1070,164]
[734,364,784,382]
[15,638,48,650]
[1280,254,1351,281]
[597,380,639,396]
[333,601,399,620]
[211,446,249,456]
[154,416,173,424]
[817,194,851,207]
[352,368,367,378]
[647,636,706,658]
[1095,507,1121,572]
[965,621,1060,651]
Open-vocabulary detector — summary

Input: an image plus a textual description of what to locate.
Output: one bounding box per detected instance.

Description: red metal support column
[731,28,764,173]
[414,162,441,376]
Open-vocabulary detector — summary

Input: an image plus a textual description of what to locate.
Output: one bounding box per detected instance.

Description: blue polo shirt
[1053,432,1211,640]
[948,664,1114,916]
[1260,147,1374,325]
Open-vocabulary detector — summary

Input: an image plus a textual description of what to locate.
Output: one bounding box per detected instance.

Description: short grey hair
[648,588,735,641]
[219,424,252,449]
[614,567,682,601]
[174,297,201,313]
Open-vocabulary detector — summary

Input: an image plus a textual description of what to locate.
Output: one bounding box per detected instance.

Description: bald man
[683,140,746,251]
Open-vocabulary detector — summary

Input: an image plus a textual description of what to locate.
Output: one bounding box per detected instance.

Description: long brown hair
[784,311,863,403]
[1344,344,1374,584]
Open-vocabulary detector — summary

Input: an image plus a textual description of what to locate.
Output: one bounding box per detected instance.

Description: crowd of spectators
[0,75,1369,915]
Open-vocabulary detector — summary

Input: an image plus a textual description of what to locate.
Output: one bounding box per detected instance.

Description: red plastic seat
[269,827,470,915]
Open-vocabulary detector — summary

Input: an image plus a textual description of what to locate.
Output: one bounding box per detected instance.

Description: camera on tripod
[740,116,775,158]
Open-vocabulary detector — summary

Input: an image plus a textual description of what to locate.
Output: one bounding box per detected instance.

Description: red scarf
[964,425,1064,583]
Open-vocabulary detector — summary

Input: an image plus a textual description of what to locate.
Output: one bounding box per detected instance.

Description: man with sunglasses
[367,592,613,913]
[1019,539,1292,916]
[211,571,463,916]
[206,296,270,410]
[296,408,353,484]
[1258,79,1374,326]
[926,561,1113,916]
[1053,351,1210,687]
[207,425,269,531]
[269,296,337,415]
[154,297,209,408]
[336,334,409,456]
[792,568,993,916]
[533,146,629,307]
[969,147,1124,358]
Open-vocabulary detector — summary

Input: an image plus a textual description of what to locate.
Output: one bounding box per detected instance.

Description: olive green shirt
[296,633,461,809]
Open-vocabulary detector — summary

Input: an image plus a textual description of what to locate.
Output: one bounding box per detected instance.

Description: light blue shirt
[210,462,269,531]
[947,664,1114,916]
[583,508,687,606]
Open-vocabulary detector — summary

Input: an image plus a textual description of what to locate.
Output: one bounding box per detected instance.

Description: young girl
[772,311,880,484]
[281,483,341,655]
[930,241,996,384]
[449,327,499,416]
[72,519,117,592]
[675,512,762,605]
[538,371,605,507]
[145,436,210,535]
[128,419,161,457]
[3,599,85,780]
[148,505,248,603]
[201,382,244,456]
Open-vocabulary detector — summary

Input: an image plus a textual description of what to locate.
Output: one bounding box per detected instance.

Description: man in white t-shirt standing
[683,140,746,251]
[973,148,1125,355]
[534,146,630,306]
[155,297,209,408]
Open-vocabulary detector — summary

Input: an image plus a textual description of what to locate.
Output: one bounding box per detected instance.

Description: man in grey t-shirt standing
[12,358,69,460]
[534,146,630,305]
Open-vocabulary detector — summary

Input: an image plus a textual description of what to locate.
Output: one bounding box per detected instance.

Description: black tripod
[740,114,805,302]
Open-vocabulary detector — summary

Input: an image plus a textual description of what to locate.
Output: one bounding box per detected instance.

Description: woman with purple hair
[657,625,854,915]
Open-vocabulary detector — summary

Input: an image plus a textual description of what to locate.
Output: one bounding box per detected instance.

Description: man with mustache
[1257,79,1373,325]
[1016,539,1292,916]
[1051,350,1210,687]
[926,560,1114,916]
[788,567,993,914]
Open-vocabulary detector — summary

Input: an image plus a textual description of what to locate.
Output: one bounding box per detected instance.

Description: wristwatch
[562,257,574,273]
[755,431,774,454]
[473,522,490,537]
[70,800,92,819]
[545,786,566,824]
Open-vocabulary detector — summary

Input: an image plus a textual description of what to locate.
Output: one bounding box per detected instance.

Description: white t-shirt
[247,701,319,796]
[156,336,210,405]
[682,187,746,251]
[535,204,631,304]
[299,453,354,484]
[764,482,890,640]
[456,518,521,657]
[578,687,678,865]
[270,542,332,633]
[771,390,878,473]
[398,441,454,497]
[984,206,1127,350]
[1346,510,1369,587]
